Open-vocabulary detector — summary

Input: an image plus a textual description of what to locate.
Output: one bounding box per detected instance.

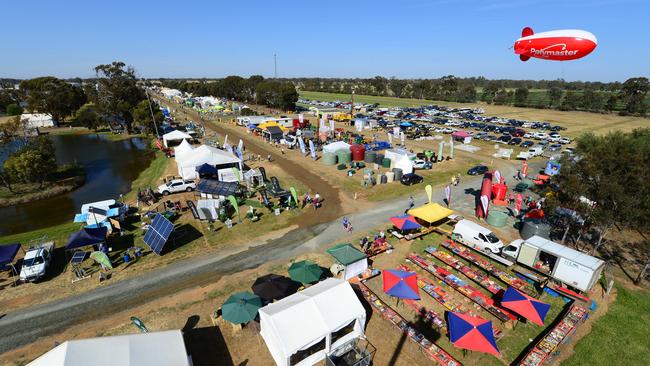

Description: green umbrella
[288,260,323,284]
[90,251,113,270]
[221,292,262,324]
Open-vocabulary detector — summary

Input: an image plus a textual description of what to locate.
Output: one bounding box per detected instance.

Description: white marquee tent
[259,278,366,366]
[322,141,351,154]
[27,330,191,366]
[21,113,56,128]
[174,139,194,160]
[176,145,242,180]
[162,130,192,148]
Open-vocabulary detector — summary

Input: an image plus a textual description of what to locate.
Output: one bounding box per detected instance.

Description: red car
[512,129,526,137]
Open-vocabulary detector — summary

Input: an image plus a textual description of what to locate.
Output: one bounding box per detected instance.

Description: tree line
[160,76,299,111]
[290,75,649,116]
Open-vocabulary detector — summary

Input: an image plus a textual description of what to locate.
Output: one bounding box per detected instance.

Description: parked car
[508,137,522,145]
[548,143,562,151]
[533,132,548,140]
[400,173,423,186]
[548,135,561,142]
[558,137,571,144]
[20,241,55,282]
[512,129,526,137]
[467,165,489,175]
[157,179,196,195]
[521,140,534,148]
[412,159,432,170]
[523,133,533,139]
[452,219,504,254]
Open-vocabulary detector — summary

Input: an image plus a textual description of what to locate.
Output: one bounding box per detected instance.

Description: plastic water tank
[375,154,385,165]
[486,210,509,227]
[385,171,395,183]
[392,168,403,181]
[381,158,391,168]
[337,149,352,164]
[380,174,388,184]
[492,183,508,201]
[365,151,377,164]
[322,153,337,165]
[520,219,551,239]
[350,144,365,161]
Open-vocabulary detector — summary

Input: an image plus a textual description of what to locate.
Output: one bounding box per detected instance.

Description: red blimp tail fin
[522,27,534,37]
[520,55,531,62]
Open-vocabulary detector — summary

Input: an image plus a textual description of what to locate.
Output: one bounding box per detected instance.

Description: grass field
[300,90,648,138]
[562,285,650,365]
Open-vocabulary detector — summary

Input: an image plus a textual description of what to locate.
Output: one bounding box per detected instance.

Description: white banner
[298,137,306,154]
[481,195,490,216]
[388,132,393,144]
[308,140,316,160]
[223,134,228,147]
[237,139,243,152]
[445,185,451,203]
[298,114,303,123]
[393,126,400,137]
[494,170,501,184]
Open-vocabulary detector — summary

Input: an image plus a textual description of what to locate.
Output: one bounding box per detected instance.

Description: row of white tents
[174,140,242,181]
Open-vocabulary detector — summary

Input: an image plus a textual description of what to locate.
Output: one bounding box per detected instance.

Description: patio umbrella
[288,260,323,284]
[252,274,299,301]
[382,269,420,300]
[501,287,551,326]
[447,312,500,356]
[389,214,422,231]
[222,291,262,324]
[90,251,113,270]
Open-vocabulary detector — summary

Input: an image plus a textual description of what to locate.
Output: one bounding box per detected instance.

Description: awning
[264,125,284,136]
[0,243,21,266]
[326,243,367,266]
[66,227,108,251]
[408,203,454,224]
[196,179,239,196]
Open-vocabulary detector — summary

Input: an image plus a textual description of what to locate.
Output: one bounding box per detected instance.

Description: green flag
[290,187,299,208]
[227,195,239,216]
[90,251,113,270]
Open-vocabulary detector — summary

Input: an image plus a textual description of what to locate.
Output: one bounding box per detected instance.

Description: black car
[498,135,512,143]
[467,165,489,175]
[400,173,424,186]
[508,137,522,145]
[521,140,534,148]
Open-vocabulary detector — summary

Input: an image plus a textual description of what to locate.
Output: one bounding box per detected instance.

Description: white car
[523,133,533,139]
[548,135,561,142]
[559,137,572,144]
[157,179,196,195]
[412,159,432,170]
[533,132,548,140]
[20,241,55,282]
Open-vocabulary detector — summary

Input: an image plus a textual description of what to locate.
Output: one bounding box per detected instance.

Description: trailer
[502,235,605,292]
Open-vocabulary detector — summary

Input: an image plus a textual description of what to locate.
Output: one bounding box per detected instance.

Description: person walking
[406,196,415,213]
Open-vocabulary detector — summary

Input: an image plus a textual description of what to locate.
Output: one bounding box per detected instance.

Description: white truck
[501,235,605,292]
[157,179,196,196]
[452,219,504,254]
[19,241,55,282]
[516,146,544,160]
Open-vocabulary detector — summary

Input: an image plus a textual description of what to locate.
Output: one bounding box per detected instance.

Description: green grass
[300,90,465,108]
[562,285,650,365]
[0,221,79,246]
[123,150,169,201]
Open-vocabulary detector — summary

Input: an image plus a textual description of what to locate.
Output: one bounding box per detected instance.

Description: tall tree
[481,81,500,103]
[547,87,563,108]
[619,77,649,115]
[513,87,529,107]
[439,75,458,101]
[19,77,86,122]
[92,61,146,130]
[132,100,163,134]
[73,103,101,131]
[370,76,388,96]
[389,78,408,98]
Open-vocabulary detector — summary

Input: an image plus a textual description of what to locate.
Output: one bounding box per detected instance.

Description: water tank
[520,218,551,240]
[380,174,388,184]
[322,153,337,166]
[392,168,403,181]
[492,183,508,201]
[381,158,391,168]
[375,153,384,165]
[385,171,395,183]
[337,149,352,164]
[486,210,509,227]
[365,151,377,164]
[350,144,365,161]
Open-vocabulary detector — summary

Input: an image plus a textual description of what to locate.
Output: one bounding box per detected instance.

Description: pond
[0,134,154,236]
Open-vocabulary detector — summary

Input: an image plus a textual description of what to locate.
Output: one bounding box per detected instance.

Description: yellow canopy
[258,121,288,132]
[408,203,454,224]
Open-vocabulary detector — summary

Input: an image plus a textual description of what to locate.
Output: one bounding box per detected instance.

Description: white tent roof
[174,139,194,159]
[322,141,351,154]
[177,145,242,180]
[162,130,192,147]
[28,330,190,366]
[259,278,366,366]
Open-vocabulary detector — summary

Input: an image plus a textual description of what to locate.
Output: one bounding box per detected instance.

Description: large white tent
[174,139,194,160]
[27,330,191,366]
[322,141,351,154]
[259,278,366,366]
[162,130,192,148]
[176,145,242,180]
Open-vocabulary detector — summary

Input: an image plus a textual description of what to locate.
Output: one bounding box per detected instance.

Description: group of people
[302,192,322,210]
[358,230,386,253]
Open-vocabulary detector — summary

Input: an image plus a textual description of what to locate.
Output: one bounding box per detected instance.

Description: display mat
[143,214,174,255]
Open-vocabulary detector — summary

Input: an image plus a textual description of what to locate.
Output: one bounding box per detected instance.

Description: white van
[452,219,504,254]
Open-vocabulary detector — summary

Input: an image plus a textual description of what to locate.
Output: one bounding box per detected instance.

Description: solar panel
[71,251,87,264]
[143,214,174,255]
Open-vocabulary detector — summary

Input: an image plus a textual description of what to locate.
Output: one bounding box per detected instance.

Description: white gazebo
[176,145,242,181]
[27,330,191,366]
[162,130,192,148]
[259,278,367,366]
[322,141,351,154]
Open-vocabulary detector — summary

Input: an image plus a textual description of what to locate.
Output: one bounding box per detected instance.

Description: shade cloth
[408,203,454,224]
[0,243,21,266]
[66,227,108,250]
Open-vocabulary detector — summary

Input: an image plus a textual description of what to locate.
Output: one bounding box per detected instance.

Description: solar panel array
[143,214,174,255]
[70,251,87,264]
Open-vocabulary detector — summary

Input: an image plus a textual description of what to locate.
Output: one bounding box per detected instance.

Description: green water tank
[381,158,391,168]
[365,151,377,164]
[486,210,509,227]
[322,152,338,165]
[337,149,352,164]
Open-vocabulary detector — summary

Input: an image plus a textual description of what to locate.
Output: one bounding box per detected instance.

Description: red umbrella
[448,312,500,356]
[389,214,421,231]
[501,287,551,326]
[382,269,420,300]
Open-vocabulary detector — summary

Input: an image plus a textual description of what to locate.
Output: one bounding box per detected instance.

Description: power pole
[350,87,355,117]
[274,54,277,79]
[144,88,160,138]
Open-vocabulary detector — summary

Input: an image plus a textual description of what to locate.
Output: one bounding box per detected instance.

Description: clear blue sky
[2,0,647,81]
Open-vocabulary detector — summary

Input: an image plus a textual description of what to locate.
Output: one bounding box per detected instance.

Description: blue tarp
[84,221,112,230]
[74,213,88,223]
[197,163,217,176]
[0,243,20,266]
[66,227,108,250]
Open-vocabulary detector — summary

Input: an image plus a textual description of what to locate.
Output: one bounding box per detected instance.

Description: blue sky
[2,0,647,81]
